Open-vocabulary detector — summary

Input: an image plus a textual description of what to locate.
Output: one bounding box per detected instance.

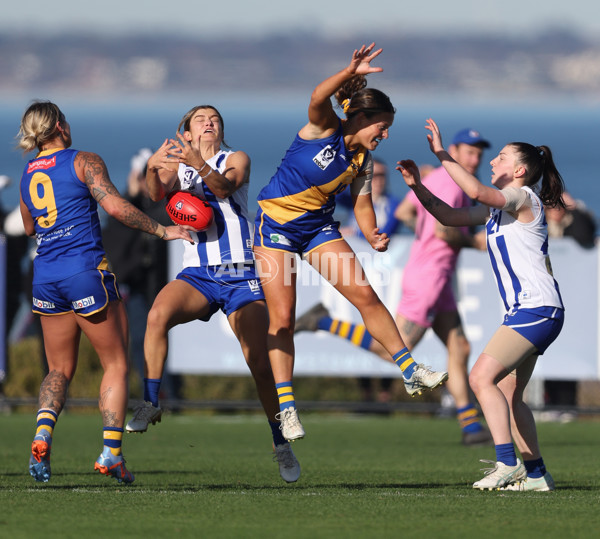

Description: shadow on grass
[12,476,600,493]
[9,473,463,491]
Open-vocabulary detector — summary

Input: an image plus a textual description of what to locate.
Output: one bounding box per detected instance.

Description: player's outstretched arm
[397,159,486,228]
[426,118,505,208]
[300,43,383,140]
[75,150,192,242]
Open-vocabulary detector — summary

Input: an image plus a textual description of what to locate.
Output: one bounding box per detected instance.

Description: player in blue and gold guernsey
[253,44,448,442]
[18,101,192,485]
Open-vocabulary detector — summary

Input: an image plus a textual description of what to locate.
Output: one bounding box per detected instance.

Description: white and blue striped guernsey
[485,186,564,315]
[178,150,254,267]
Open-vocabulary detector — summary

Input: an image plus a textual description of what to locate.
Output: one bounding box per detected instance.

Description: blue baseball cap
[452,128,490,148]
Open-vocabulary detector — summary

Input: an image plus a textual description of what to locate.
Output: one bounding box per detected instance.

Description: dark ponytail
[334,75,395,120]
[509,142,566,209]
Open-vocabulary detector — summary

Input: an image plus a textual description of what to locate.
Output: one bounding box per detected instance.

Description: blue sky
[4,0,600,39]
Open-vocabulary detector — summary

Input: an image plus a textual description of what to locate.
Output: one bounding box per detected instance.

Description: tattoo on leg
[39,370,69,412]
[99,387,119,427]
[102,410,119,427]
[400,320,426,348]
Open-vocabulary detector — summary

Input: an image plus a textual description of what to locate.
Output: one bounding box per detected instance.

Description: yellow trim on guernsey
[258,152,366,225]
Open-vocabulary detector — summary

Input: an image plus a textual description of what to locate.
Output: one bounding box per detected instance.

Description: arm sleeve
[500,187,530,212]
[350,155,373,197]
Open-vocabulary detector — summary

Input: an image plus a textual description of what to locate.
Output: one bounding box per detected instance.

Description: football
[166,190,214,231]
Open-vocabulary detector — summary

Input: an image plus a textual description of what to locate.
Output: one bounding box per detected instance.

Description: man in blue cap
[296,127,493,445]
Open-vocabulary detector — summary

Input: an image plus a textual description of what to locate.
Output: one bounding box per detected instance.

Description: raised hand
[147,139,179,173]
[348,43,384,76]
[168,132,205,171]
[425,118,445,155]
[396,159,421,189]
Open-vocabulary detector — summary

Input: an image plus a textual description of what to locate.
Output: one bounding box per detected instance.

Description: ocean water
[1,99,599,221]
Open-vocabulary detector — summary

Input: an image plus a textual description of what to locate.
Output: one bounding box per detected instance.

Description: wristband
[198,162,211,176]
[200,165,213,180]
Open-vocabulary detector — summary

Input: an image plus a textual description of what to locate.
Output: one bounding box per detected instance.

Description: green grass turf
[1,411,599,538]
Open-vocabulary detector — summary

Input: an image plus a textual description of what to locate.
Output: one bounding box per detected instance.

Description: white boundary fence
[167,236,599,381]
[1,234,597,381]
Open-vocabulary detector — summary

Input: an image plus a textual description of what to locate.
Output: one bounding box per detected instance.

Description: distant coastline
[2,31,600,103]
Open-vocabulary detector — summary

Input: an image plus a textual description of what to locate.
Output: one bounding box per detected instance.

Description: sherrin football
[166,190,214,231]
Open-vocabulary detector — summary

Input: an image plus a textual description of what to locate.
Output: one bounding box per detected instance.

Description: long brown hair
[509,142,566,209]
[334,75,395,120]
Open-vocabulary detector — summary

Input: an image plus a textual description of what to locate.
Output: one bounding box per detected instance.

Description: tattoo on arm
[79,152,119,202]
[78,152,160,236]
[421,193,444,213]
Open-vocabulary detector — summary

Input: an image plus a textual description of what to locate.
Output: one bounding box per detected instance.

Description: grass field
[1,410,599,538]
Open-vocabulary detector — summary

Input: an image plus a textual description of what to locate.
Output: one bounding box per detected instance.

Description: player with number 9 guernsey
[18,100,191,486]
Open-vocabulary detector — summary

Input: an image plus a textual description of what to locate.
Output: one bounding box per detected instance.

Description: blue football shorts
[32,269,121,316]
[176,262,265,321]
[502,306,564,354]
[254,207,343,255]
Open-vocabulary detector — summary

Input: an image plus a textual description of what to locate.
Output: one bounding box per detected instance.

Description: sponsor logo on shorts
[313,145,336,170]
[248,279,261,293]
[270,233,291,246]
[72,295,96,310]
[32,297,55,309]
[27,156,56,173]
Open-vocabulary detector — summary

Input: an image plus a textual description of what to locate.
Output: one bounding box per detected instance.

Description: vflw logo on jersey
[313,145,336,170]
[181,168,197,190]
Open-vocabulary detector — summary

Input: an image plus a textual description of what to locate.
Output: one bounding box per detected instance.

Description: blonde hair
[17,100,65,154]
